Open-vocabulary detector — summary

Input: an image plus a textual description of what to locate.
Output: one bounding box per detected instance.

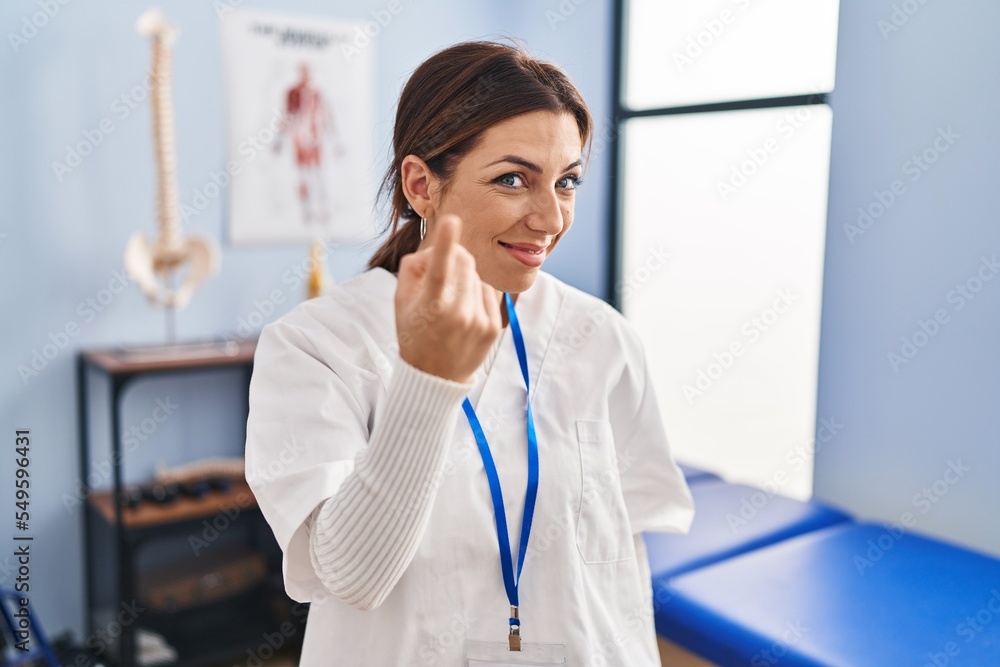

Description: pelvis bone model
[125,7,219,311]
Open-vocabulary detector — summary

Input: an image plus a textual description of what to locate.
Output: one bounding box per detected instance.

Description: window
[611,0,840,499]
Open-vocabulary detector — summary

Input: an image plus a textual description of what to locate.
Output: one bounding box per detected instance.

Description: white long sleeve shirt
[244,267,694,666]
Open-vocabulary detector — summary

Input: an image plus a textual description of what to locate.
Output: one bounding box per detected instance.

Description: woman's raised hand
[395,214,504,384]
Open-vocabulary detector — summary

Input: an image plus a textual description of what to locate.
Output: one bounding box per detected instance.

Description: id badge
[465,640,566,666]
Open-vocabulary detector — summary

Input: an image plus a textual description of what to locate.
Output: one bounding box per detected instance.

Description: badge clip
[509,605,521,651]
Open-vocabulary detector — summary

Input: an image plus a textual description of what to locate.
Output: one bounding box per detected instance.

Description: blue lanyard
[461,292,539,649]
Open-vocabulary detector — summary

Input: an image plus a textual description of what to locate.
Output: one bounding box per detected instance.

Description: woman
[245,40,694,666]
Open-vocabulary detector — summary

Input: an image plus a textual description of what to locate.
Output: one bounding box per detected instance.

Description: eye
[558,174,584,190]
[494,173,525,188]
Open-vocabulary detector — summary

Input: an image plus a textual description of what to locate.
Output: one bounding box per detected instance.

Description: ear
[401,154,438,219]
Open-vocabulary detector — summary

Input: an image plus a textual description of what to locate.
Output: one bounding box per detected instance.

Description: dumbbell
[179,479,211,498]
[143,481,180,504]
[206,476,232,493]
[119,485,145,509]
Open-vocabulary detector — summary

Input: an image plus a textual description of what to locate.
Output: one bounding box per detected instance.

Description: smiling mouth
[499,242,544,254]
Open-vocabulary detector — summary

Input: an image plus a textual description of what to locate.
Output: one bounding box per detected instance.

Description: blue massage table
[653,522,1000,666]
[677,463,722,485]
[645,478,851,579]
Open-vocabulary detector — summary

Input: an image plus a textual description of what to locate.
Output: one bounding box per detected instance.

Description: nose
[526,188,565,238]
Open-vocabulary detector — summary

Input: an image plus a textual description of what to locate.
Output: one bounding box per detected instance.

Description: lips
[500,241,546,267]
[499,241,546,254]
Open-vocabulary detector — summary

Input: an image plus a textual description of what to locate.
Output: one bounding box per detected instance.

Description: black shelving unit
[75,338,306,666]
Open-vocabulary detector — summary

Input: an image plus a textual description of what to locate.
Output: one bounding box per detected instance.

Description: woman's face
[414,110,585,296]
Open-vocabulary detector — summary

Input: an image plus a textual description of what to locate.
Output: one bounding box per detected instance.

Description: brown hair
[365,39,593,274]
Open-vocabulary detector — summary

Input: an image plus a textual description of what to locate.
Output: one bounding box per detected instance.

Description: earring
[419,217,426,240]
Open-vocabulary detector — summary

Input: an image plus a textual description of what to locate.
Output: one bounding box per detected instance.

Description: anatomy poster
[220,9,375,245]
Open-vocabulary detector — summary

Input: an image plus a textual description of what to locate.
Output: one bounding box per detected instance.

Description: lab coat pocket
[575,419,635,564]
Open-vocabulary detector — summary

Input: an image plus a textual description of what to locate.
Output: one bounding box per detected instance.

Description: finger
[426,214,460,256]
[457,251,483,313]
[480,280,503,333]
[395,253,424,301]
[426,215,460,299]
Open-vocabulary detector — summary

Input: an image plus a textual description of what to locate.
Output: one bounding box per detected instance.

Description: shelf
[88,477,258,531]
[103,580,304,667]
[77,338,276,667]
[138,543,268,614]
[141,583,305,667]
[82,337,257,375]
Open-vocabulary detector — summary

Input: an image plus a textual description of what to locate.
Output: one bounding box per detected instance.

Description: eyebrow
[484,155,583,173]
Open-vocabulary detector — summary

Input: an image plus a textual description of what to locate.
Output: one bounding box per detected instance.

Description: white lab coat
[244,266,694,666]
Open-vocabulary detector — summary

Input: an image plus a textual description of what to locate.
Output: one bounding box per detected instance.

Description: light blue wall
[0,0,611,642]
[814,0,1000,556]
